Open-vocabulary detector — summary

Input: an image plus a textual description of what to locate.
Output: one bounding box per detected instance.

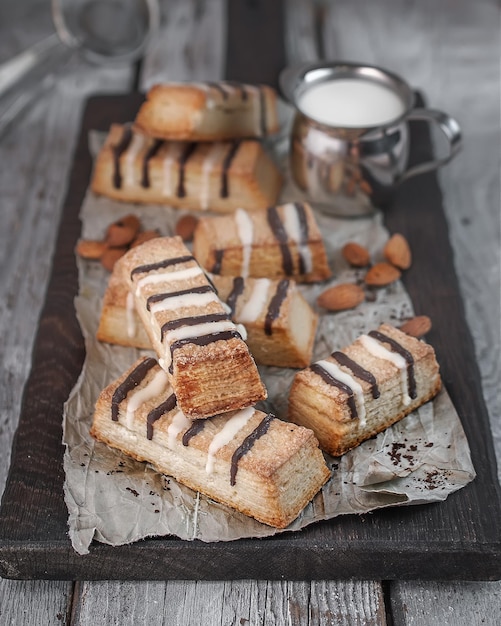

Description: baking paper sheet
[62,131,475,555]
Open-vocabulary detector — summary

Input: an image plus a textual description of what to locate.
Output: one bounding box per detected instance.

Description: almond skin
[76,239,107,260]
[342,242,371,267]
[130,229,160,248]
[384,233,412,270]
[106,214,141,247]
[364,262,401,286]
[100,246,127,271]
[175,215,199,242]
[317,283,365,311]
[400,315,432,338]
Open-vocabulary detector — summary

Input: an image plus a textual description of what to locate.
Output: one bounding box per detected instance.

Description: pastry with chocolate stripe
[134,81,279,141]
[288,323,442,456]
[193,202,332,283]
[90,124,283,212]
[91,357,330,529]
[114,236,267,419]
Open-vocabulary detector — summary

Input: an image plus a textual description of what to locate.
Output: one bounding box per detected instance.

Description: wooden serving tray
[0,92,500,581]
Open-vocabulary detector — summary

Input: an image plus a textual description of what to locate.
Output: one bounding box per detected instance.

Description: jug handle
[399,108,462,181]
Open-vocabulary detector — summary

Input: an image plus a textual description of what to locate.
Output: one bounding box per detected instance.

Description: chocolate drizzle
[111,357,157,421]
[258,86,267,137]
[267,206,294,275]
[211,249,224,274]
[161,312,231,342]
[264,280,289,336]
[176,143,197,197]
[168,330,241,374]
[112,125,133,189]
[332,351,380,399]
[220,141,240,198]
[294,202,309,275]
[146,393,176,440]
[130,255,194,279]
[182,419,206,446]
[226,276,245,315]
[141,139,163,188]
[230,413,274,485]
[368,330,417,399]
[146,285,215,312]
[207,81,229,100]
[311,363,358,419]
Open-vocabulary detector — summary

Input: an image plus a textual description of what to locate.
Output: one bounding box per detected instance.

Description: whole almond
[365,262,401,286]
[76,239,107,260]
[101,246,127,271]
[131,229,160,248]
[175,215,198,242]
[342,242,371,267]
[317,283,365,311]
[400,315,432,338]
[106,214,141,247]
[384,233,412,270]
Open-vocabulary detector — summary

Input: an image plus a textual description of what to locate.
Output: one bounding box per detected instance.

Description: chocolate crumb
[126,487,140,497]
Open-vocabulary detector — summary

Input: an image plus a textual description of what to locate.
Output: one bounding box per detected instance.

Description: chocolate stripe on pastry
[267,206,294,275]
[295,203,309,274]
[264,279,289,336]
[146,393,177,440]
[230,413,274,485]
[182,419,206,446]
[211,249,224,274]
[141,138,163,188]
[226,276,245,315]
[368,330,417,399]
[130,255,194,279]
[146,285,215,311]
[161,312,231,341]
[111,357,157,421]
[258,86,267,136]
[112,124,133,189]
[332,351,380,399]
[220,141,241,198]
[310,362,358,419]
[207,81,229,100]
[168,330,242,373]
[177,143,197,197]
[224,81,249,101]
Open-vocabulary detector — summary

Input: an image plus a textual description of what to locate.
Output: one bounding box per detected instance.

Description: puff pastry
[115,236,266,419]
[288,323,442,456]
[193,202,332,283]
[90,124,283,212]
[91,357,330,528]
[134,81,279,141]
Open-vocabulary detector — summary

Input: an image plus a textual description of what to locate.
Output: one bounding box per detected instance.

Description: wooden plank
[0,580,73,625]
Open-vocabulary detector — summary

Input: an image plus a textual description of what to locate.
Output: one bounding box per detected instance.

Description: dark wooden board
[0,0,500,580]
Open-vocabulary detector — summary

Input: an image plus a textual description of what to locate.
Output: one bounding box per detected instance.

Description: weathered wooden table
[1,0,500,623]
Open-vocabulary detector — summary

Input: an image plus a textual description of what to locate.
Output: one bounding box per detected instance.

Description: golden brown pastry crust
[192,202,332,283]
[90,124,283,212]
[288,324,442,456]
[134,82,279,140]
[115,236,267,419]
[90,357,330,528]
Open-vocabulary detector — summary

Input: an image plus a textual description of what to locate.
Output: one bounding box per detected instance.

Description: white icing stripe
[235,208,254,277]
[283,203,313,274]
[199,142,227,210]
[206,406,255,474]
[167,410,191,450]
[162,320,238,369]
[123,133,146,187]
[316,359,366,427]
[359,334,411,406]
[135,266,203,295]
[162,143,186,196]
[126,291,136,338]
[238,278,271,323]
[149,291,220,314]
[125,368,169,430]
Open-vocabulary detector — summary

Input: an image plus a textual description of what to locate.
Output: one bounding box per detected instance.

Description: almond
[400,315,432,338]
[131,229,160,248]
[384,233,412,270]
[76,239,107,260]
[106,214,141,247]
[364,262,401,286]
[175,215,199,242]
[317,283,365,311]
[342,242,371,267]
[100,246,127,271]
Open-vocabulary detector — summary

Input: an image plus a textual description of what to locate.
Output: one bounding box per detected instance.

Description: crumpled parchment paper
[62,130,475,555]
